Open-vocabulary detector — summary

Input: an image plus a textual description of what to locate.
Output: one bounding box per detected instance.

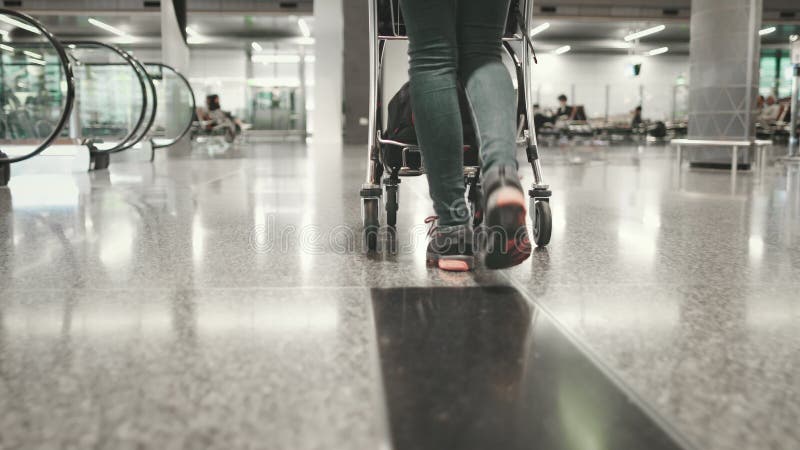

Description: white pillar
[160,0,190,73]
[312,0,344,144]
[160,0,190,141]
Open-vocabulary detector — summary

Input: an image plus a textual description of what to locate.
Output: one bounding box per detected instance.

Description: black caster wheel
[469,185,483,227]
[91,152,110,171]
[385,185,398,228]
[532,200,552,247]
[362,197,381,251]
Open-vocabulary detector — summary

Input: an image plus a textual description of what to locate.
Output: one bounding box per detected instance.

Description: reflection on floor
[373,286,686,450]
[0,141,799,449]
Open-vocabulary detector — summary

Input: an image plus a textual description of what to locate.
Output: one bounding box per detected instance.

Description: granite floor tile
[0,288,390,450]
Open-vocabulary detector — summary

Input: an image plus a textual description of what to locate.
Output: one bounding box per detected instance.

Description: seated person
[196,94,242,140]
[555,94,574,120]
[572,105,587,121]
[759,96,782,124]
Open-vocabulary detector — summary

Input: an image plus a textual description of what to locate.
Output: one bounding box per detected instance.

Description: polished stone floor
[1,140,798,449]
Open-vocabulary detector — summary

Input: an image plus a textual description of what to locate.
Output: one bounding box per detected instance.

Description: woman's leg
[457,0,516,174]
[400,0,468,227]
[458,0,532,269]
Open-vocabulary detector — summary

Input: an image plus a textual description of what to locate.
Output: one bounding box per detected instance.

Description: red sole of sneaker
[438,259,472,272]
[493,187,526,209]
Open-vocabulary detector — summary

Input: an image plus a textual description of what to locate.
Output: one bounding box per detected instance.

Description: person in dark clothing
[631,106,643,128]
[555,94,574,120]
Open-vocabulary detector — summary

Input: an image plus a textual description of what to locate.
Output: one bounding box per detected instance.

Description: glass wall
[188,44,313,137]
[759,52,795,99]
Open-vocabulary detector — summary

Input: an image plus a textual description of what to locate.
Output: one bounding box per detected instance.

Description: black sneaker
[424,216,475,272]
[482,165,532,269]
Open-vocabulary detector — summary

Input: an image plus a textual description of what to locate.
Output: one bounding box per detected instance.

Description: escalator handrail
[0,9,75,164]
[62,40,148,154]
[92,50,158,152]
[144,62,196,149]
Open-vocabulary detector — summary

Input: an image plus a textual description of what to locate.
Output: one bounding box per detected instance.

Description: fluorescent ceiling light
[624,25,666,42]
[554,45,571,55]
[187,36,207,44]
[185,26,199,37]
[0,14,41,35]
[609,41,634,49]
[648,46,669,56]
[88,17,126,36]
[529,22,550,37]
[759,26,776,36]
[297,37,315,46]
[68,44,76,49]
[0,43,14,53]
[251,41,262,52]
[298,18,311,38]
[28,57,45,65]
[23,50,42,59]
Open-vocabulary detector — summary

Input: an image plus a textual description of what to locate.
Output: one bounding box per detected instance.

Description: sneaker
[482,165,532,269]
[424,216,475,272]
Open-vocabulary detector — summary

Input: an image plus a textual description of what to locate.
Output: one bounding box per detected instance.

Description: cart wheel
[470,184,483,227]
[532,200,552,247]
[91,152,110,171]
[362,197,380,251]
[385,186,398,228]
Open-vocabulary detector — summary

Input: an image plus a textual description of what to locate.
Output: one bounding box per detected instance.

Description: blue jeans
[401,0,517,227]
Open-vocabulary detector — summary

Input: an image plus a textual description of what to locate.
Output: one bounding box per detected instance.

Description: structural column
[312,0,344,144]
[161,0,190,73]
[161,0,191,141]
[688,0,762,167]
[342,0,370,145]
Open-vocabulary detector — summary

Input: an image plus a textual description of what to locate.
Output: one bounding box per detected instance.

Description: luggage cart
[359,0,553,251]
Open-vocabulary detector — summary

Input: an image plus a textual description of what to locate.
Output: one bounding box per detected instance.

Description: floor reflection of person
[372,287,531,450]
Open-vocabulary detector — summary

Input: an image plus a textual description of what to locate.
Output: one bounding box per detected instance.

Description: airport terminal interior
[0,0,799,449]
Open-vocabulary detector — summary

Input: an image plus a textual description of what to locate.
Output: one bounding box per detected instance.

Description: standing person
[402,0,531,272]
[631,106,643,129]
